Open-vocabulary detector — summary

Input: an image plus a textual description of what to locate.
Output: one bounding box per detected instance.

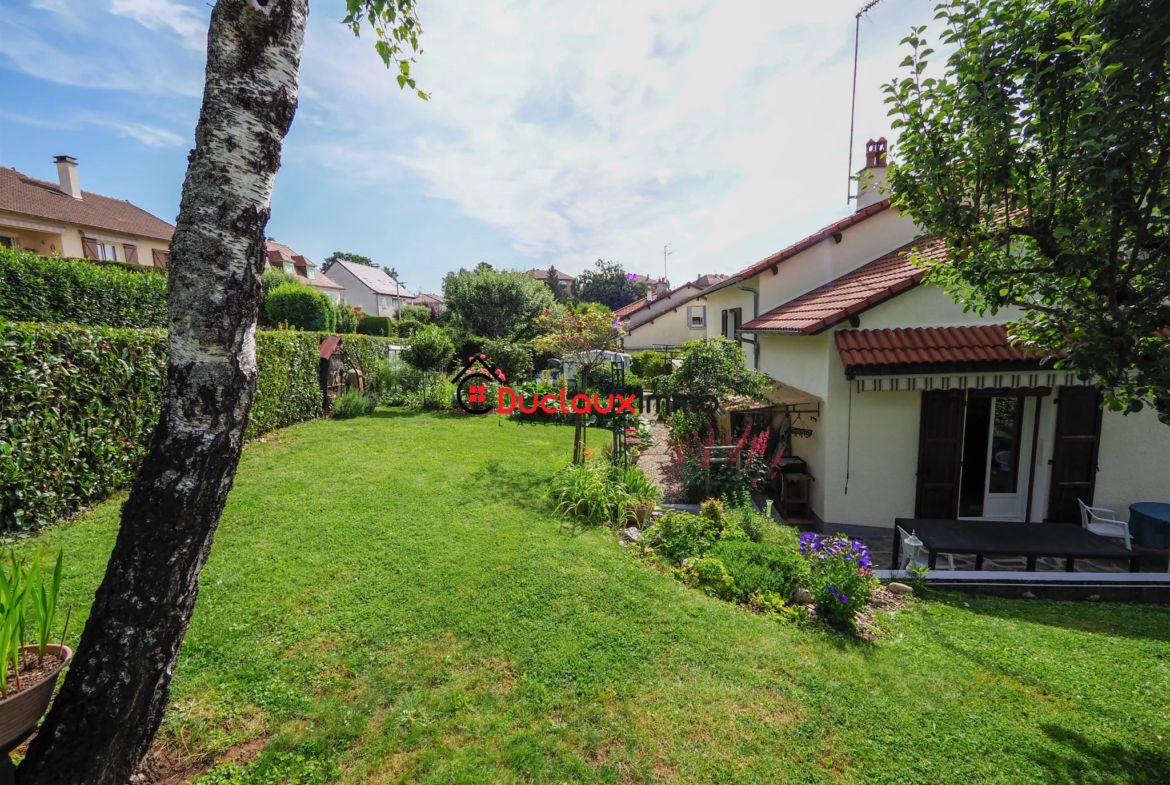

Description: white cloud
[1,111,186,149]
[294,0,933,281]
[109,0,207,51]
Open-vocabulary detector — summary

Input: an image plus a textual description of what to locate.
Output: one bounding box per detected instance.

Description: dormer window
[306,266,317,280]
[282,261,295,275]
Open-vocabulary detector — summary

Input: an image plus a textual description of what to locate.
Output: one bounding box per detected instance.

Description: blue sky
[0,0,932,295]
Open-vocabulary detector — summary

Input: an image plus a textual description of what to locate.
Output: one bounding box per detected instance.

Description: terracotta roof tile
[835,325,1045,375]
[264,240,343,289]
[742,237,947,334]
[0,166,174,241]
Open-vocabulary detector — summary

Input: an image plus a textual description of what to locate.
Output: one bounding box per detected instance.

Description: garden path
[638,421,684,503]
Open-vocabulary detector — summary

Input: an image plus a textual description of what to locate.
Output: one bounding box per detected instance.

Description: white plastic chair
[896,525,956,570]
[1078,499,1132,550]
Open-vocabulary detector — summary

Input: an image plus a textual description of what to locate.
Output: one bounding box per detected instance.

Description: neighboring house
[700,137,1170,530]
[413,292,447,319]
[265,240,344,303]
[0,156,174,266]
[326,259,415,318]
[528,268,575,287]
[619,274,729,351]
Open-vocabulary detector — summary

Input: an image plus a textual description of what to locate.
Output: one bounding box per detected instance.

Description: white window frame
[305,266,317,280]
[282,261,295,275]
[96,242,118,261]
[688,305,706,329]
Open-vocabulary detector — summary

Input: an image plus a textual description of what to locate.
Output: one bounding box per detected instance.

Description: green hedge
[1,321,399,529]
[0,247,168,329]
[357,316,392,337]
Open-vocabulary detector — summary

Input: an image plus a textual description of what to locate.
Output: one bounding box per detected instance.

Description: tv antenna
[663,243,674,281]
[847,0,886,204]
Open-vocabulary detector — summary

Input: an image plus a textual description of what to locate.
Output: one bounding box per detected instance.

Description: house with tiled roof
[326,259,415,318]
[619,274,729,351]
[700,137,1169,533]
[0,156,174,266]
[413,292,447,319]
[264,240,344,303]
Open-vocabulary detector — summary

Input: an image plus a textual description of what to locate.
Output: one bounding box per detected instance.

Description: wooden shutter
[81,237,99,259]
[151,249,169,268]
[721,309,728,338]
[1046,386,1103,523]
[915,390,967,519]
[123,244,139,265]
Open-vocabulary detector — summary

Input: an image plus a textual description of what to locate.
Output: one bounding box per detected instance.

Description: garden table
[1128,503,1170,550]
[892,519,1141,572]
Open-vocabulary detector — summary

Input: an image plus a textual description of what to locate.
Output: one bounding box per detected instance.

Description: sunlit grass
[21,410,1170,784]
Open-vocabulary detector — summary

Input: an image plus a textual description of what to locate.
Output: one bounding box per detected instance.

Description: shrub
[710,537,809,603]
[368,357,410,403]
[248,331,325,439]
[680,556,738,601]
[0,247,168,329]
[668,337,773,406]
[548,461,659,527]
[357,316,392,337]
[402,324,454,371]
[482,338,533,383]
[333,303,361,334]
[722,492,775,543]
[699,498,724,525]
[799,533,878,632]
[397,304,432,324]
[261,266,299,297]
[264,283,336,332]
[332,389,374,418]
[0,320,167,529]
[644,511,719,564]
[630,350,665,379]
[667,410,708,446]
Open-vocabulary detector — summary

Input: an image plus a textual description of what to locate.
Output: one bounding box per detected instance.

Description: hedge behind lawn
[0,247,169,329]
[0,321,397,530]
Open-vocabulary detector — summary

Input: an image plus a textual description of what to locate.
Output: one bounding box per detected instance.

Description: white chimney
[54,155,82,200]
[855,137,888,211]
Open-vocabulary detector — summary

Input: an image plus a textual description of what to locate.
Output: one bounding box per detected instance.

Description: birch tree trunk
[17,2,309,782]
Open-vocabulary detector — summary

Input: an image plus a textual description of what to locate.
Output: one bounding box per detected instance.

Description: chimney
[54,155,82,200]
[855,137,888,211]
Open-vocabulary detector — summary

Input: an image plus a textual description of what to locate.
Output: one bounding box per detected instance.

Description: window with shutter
[123,244,139,265]
[721,309,728,337]
[151,249,169,268]
[81,237,100,259]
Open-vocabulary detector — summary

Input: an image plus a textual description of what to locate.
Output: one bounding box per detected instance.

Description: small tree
[442,266,554,340]
[322,250,374,274]
[885,0,1170,422]
[668,337,771,409]
[533,308,622,462]
[264,282,336,332]
[334,302,361,334]
[397,304,432,324]
[402,324,454,371]
[482,337,534,382]
[544,265,570,303]
[572,259,648,310]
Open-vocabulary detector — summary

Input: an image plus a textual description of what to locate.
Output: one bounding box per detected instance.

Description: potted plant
[0,550,71,750]
[619,467,661,528]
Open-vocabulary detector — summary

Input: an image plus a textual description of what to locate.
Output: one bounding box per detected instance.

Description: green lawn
[20,410,1170,784]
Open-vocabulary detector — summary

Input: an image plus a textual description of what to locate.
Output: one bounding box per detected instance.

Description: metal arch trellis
[610,358,631,468]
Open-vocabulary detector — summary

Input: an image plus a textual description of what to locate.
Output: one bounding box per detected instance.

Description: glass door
[958,394,1035,520]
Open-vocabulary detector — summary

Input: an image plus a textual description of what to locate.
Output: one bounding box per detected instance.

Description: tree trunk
[17,2,308,782]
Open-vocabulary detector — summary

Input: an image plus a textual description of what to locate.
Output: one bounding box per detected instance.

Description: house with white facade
[619,274,728,351]
[700,139,1170,531]
[264,240,344,303]
[326,259,415,318]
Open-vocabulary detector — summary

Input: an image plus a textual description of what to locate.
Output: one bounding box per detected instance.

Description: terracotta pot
[633,504,654,527]
[0,645,72,749]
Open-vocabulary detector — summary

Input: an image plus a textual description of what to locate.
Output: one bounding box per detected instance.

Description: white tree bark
[18,2,309,782]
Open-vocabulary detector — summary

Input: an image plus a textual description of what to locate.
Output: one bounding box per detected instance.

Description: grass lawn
[19,410,1170,784]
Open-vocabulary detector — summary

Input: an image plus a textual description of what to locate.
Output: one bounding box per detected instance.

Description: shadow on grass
[1033,724,1170,784]
[369,407,465,421]
[463,459,550,512]
[954,594,1170,644]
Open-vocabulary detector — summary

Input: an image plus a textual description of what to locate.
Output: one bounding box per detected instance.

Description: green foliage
[543,265,571,304]
[799,534,877,632]
[333,303,361,334]
[547,461,659,527]
[29,550,63,659]
[261,266,299,297]
[367,357,409,403]
[442,266,554,340]
[644,510,719,564]
[357,316,393,337]
[0,551,30,698]
[710,537,809,604]
[402,324,454,371]
[572,259,647,310]
[332,389,374,419]
[397,304,431,325]
[666,337,772,405]
[679,556,738,601]
[722,491,774,543]
[322,251,374,273]
[481,338,533,382]
[264,283,336,332]
[630,350,666,379]
[699,498,724,525]
[0,320,168,529]
[667,409,709,446]
[885,0,1170,422]
[0,247,168,329]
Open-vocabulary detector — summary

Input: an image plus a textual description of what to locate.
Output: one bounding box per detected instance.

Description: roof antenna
[663,243,674,281]
[847,0,886,204]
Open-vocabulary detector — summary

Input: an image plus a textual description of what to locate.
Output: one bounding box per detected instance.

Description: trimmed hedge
[1,321,399,529]
[357,316,392,337]
[0,247,168,329]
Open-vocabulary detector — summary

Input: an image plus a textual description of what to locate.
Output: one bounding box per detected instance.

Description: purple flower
[626,272,638,281]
